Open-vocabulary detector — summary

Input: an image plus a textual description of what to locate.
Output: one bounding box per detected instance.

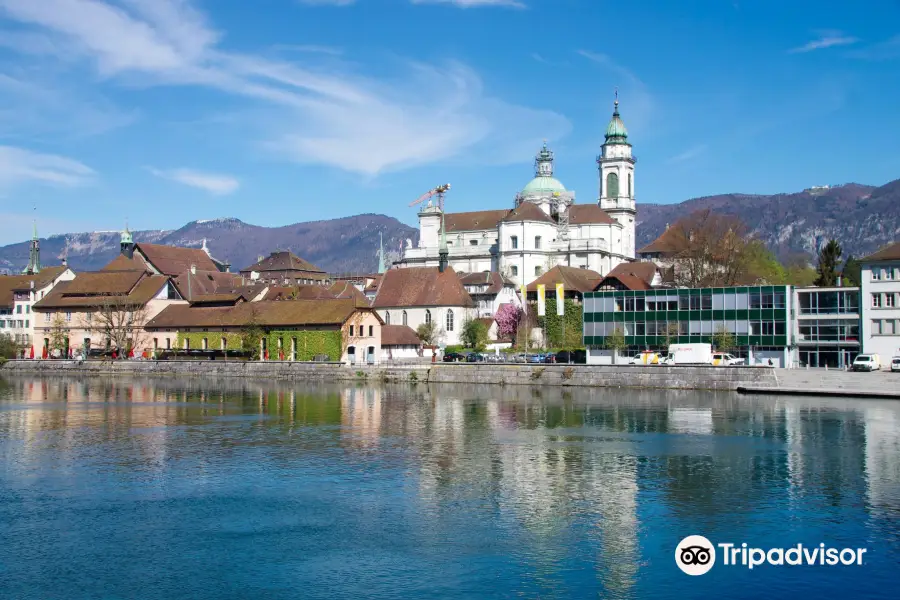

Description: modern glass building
[583,286,792,366]
[794,286,860,368]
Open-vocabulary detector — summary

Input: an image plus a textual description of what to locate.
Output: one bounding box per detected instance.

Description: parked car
[442,352,466,363]
[852,354,882,372]
[555,349,587,364]
[465,352,486,363]
[632,350,663,365]
[712,352,745,366]
[891,357,900,372]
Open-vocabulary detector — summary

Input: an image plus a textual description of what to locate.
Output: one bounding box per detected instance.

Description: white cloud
[0,145,94,186]
[0,0,566,176]
[789,31,858,53]
[148,167,240,195]
[410,0,526,7]
[667,144,708,164]
[296,0,356,5]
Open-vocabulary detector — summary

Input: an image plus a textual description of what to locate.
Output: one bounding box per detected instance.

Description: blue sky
[0,0,898,245]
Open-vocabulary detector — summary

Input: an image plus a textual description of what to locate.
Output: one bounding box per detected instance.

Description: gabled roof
[444,209,510,232]
[33,271,173,309]
[173,270,244,300]
[0,266,69,307]
[264,285,335,301]
[458,271,513,295]
[596,261,660,291]
[329,281,370,304]
[146,299,378,329]
[526,265,603,293]
[381,324,422,346]
[137,243,219,276]
[102,252,150,272]
[637,227,683,255]
[501,202,554,224]
[239,251,325,275]
[568,204,616,225]
[861,241,900,263]
[372,266,474,308]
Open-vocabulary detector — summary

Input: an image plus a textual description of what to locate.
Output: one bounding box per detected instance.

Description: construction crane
[409,183,451,212]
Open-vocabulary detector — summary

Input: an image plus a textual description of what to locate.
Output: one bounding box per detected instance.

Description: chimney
[190,264,197,275]
[61,257,67,267]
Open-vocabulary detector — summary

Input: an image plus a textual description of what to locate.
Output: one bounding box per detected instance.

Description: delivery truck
[668,343,713,365]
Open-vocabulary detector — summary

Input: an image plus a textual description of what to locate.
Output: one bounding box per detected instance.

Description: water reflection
[1,375,899,599]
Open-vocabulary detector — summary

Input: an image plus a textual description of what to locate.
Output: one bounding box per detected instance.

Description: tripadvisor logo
[675,536,867,575]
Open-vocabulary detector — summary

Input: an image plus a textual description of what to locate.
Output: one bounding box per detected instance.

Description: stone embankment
[1,359,781,391]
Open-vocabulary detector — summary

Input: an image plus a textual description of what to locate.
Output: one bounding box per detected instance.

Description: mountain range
[2,179,898,275]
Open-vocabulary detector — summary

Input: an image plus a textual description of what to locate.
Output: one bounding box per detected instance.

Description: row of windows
[584,320,786,337]
[506,265,543,278]
[0,320,27,329]
[796,290,859,315]
[797,321,859,342]
[871,267,900,281]
[871,319,900,336]
[588,290,787,313]
[384,309,455,332]
[508,236,543,250]
[348,325,375,337]
[14,305,30,314]
[871,293,898,308]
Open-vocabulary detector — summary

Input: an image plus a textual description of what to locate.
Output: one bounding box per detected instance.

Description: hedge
[534,298,584,348]
[175,330,343,361]
[176,332,243,351]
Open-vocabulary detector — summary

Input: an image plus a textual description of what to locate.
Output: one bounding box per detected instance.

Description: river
[1,375,898,599]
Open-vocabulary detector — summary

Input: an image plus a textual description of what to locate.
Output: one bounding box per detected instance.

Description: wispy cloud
[847,33,900,60]
[789,31,858,53]
[271,44,344,56]
[410,0,526,7]
[667,144,708,164]
[0,145,94,187]
[296,0,356,5]
[0,0,564,176]
[576,50,654,135]
[148,167,240,195]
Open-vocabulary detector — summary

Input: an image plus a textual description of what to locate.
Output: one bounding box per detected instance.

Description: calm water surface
[1,375,899,599]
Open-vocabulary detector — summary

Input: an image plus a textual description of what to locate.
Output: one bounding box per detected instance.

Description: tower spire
[23,209,41,274]
[377,232,386,274]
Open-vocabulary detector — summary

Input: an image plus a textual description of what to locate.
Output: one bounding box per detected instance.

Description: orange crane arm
[409,183,451,208]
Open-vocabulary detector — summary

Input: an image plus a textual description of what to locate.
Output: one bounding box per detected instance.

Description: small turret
[22,220,41,275]
[120,224,135,259]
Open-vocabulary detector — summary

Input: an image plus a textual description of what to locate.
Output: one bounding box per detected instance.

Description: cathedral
[399,99,637,286]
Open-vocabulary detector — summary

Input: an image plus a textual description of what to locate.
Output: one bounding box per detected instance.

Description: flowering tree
[494,304,523,342]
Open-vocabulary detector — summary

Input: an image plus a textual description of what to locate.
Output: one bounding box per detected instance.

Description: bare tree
[48,314,70,357]
[668,209,755,288]
[87,295,150,358]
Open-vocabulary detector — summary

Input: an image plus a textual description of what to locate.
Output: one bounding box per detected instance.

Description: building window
[535,236,542,249]
[385,312,391,325]
[872,320,882,335]
[873,293,882,308]
[628,173,632,198]
[402,310,408,326]
[511,266,518,277]
[65,311,72,322]
[425,309,431,324]
[202,338,208,350]
[872,269,882,281]
[25,305,30,314]
[16,306,22,314]
[350,325,355,336]
[510,236,518,250]
[886,268,895,280]
[469,239,478,246]
[887,294,896,308]
[606,172,619,198]
[221,337,227,350]
[534,266,542,276]
[369,325,374,337]
[166,338,171,350]
[44,313,50,323]
[446,309,454,332]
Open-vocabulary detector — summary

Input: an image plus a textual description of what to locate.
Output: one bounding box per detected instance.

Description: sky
[0,0,898,245]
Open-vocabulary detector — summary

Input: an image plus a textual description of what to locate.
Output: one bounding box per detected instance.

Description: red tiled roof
[146,299,378,329]
[173,270,244,299]
[264,285,336,301]
[372,266,474,308]
[329,281,370,304]
[444,209,510,232]
[458,271,512,295]
[137,243,219,276]
[381,324,422,346]
[568,204,616,225]
[596,261,659,290]
[637,227,684,255]
[34,272,172,309]
[102,253,150,272]
[239,251,325,275]
[501,202,554,224]
[0,266,68,307]
[526,265,603,293]
[862,241,900,263]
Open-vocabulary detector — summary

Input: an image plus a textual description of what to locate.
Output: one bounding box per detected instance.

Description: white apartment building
[860,242,900,360]
[399,99,637,286]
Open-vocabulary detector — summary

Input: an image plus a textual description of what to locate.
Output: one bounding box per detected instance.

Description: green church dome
[523,176,566,195]
[604,98,629,143]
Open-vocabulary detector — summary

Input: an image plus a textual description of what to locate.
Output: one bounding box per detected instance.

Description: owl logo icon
[675,535,716,575]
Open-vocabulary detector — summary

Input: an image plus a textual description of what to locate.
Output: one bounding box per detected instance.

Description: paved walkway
[739,368,900,398]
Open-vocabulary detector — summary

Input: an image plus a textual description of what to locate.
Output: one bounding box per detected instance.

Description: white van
[851,354,881,372]
[668,343,713,365]
[891,357,900,373]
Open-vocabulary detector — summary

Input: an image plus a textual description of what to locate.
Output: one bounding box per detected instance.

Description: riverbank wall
[1,359,780,391]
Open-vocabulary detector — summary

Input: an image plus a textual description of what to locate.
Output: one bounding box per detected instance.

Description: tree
[662,322,680,348]
[604,327,627,363]
[711,325,735,353]
[0,334,20,360]
[744,240,786,284]
[842,255,861,287]
[814,239,842,287]
[88,296,150,358]
[416,321,441,347]
[667,209,757,288]
[494,304,523,343]
[240,309,265,359]
[48,314,70,356]
[783,254,817,286]
[460,317,489,351]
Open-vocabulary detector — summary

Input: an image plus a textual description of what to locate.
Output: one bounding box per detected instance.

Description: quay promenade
[3,360,898,396]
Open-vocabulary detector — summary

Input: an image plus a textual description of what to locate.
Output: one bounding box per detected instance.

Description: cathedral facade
[399,100,637,286]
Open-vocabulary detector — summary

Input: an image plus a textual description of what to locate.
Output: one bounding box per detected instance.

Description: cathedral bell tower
[22,220,41,275]
[598,94,637,259]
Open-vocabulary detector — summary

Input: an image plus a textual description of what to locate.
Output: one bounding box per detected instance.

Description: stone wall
[1,360,779,391]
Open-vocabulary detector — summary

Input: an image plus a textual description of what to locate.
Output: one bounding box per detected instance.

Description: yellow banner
[555,283,564,315]
[537,284,546,316]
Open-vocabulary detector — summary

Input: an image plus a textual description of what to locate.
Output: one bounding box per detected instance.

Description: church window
[385,312,391,325]
[425,309,432,325]
[628,174,632,198]
[534,266,542,276]
[446,310,455,332]
[402,310,408,326]
[511,266,518,277]
[606,172,619,198]
[535,236,542,249]
[470,239,478,246]
[510,236,518,249]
